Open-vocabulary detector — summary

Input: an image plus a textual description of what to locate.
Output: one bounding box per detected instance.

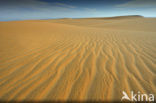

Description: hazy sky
[0,0,156,21]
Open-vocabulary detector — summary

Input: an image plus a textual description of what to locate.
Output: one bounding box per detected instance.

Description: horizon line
[1,15,156,22]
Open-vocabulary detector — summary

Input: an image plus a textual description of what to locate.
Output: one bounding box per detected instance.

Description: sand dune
[0,16,156,102]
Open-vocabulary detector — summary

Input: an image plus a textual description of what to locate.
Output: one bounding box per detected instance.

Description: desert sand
[0,16,156,102]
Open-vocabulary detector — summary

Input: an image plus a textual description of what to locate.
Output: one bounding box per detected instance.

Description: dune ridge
[0,17,156,102]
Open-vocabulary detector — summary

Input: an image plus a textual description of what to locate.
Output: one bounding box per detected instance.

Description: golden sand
[0,16,156,101]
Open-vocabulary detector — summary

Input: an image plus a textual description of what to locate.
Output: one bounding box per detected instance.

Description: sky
[0,0,156,21]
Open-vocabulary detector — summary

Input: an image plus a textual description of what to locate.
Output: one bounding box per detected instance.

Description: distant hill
[82,15,144,20]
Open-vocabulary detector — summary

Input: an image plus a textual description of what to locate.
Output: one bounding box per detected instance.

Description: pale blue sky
[0,0,156,21]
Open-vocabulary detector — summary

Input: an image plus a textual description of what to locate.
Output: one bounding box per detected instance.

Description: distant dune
[0,16,156,102]
[80,15,144,20]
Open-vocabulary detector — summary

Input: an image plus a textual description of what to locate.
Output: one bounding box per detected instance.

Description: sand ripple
[0,18,156,101]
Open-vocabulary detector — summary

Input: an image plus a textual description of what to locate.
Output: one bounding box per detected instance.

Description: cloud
[116,0,156,8]
[0,0,76,11]
[84,8,96,12]
[0,0,79,21]
[113,0,156,17]
[53,3,76,8]
[0,0,101,21]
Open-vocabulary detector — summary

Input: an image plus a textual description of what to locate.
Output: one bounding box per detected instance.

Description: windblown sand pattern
[0,17,156,102]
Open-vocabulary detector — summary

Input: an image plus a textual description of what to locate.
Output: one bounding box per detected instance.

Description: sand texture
[0,16,156,102]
